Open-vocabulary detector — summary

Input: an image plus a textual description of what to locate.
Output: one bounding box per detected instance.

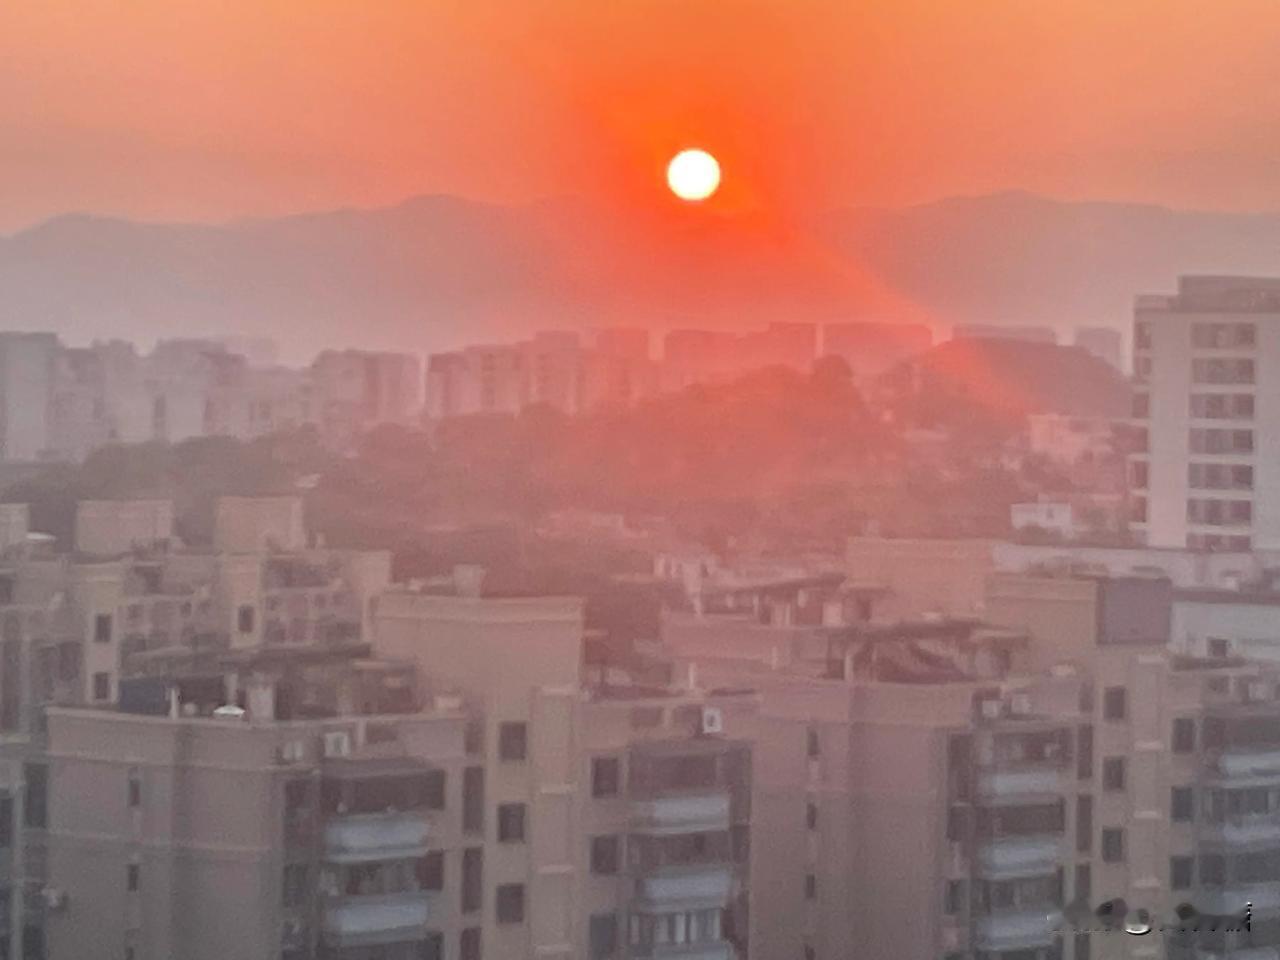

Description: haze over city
[5,4,1280,960]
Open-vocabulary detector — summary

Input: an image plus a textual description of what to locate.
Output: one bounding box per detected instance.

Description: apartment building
[373,588,755,960]
[309,350,424,446]
[1129,275,1280,551]
[659,560,1280,960]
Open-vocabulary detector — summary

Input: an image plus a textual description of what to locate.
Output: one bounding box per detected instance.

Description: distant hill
[4,190,1280,361]
[879,338,1131,432]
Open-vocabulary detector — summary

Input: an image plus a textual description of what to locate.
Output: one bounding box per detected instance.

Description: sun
[667,149,721,202]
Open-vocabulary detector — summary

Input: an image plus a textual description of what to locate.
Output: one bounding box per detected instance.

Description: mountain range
[3,191,1280,363]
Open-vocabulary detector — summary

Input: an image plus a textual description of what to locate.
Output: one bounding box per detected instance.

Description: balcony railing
[975,837,1064,880]
[321,891,432,949]
[323,811,431,864]
[635,865,734,910]
[630,943,735,960]
[633,793,731,835]
[1202,814,1280,848]
[975,768,1063,802]
[1199,884,1280,915]
[973,909,1064,952]
[1214,750,1280,779]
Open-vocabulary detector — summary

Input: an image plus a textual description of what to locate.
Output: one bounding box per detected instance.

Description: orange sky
[5,1,1280,230]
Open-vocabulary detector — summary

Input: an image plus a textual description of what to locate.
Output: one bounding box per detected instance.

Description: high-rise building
[0,333,59,462]
[1130,276,1280,551]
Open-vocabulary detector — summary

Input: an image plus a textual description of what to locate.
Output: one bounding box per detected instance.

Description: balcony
[975,768,1063,802]
[635,865,734,910]
[633,793,731,835]
[973,909,1064,952]
[321,891,432,949]
[1198,884,1280,915]
[631,943,735,960]
[323,811,430,864]
[976,837,1064,880]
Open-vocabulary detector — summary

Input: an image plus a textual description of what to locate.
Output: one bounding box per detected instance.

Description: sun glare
[666,149,721,202]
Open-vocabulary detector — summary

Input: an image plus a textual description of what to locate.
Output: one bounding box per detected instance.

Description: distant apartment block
[0,334,424,463]
[1130,275,1280,551]
[822,321,932,380]
[425,330,661,419]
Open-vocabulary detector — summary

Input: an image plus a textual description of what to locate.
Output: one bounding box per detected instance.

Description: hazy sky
[5,1,1280,230]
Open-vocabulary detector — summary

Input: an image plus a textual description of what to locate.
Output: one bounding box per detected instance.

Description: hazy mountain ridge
[4,191,1280,362]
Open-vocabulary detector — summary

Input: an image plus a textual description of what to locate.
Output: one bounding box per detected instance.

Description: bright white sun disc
[667,149,721,201]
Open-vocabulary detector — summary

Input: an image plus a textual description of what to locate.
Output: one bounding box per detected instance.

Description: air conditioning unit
[323,731,351,758]
[41,888,67,912]
[701,706,724,735]
[980,699,1003,721]
[1009,693,1032,716]
[1247,680,1270,703]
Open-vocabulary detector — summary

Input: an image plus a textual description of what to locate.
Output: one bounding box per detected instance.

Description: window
[282,864,308,908]
[93,671,111,702]
[944,879,964,915]
[946,805,969,842]
[1172,717,1196,753]
[1103,757,1126,792]
[591,835,620,875]
[1171,786,1195,823]
[24,763,47,829]
[463,767,484,834]
[497,803,526,843]
[1074,932,1091,960]
[236,605,254,634]
[417,851,444,891]
[495,883,525,924]
[1101,828,1125,863]
[93,613,112,644]
[1076,796,1093,854]
[462,848,482,914]
[1201,854,1225,886]
[806,801,818,830]
[1077,725,1093,780]
[460,927,481,960]
[804,873,817,900]
[807,727,820,758]
[1130,461,1149,489]
[589,913,619,960]
[498,722,527,761]
[1102,687,1127,721]
[422,932,444,960]
[1209,638,1231,659]
[1171,856,1194,891]
[1074,863,1091,903]
[128,770,141,809]
[1132,393,1149,419]
[592,757,620,798]
[127,862,140,892]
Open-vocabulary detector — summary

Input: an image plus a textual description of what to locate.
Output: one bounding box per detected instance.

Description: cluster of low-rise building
[0,491,1273,959]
